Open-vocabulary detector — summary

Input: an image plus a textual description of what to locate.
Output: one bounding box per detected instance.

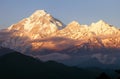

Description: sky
[0,0,120,29]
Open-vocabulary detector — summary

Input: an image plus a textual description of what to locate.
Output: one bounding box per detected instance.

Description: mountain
[8,10,65,38]
[89,20,119,35]
[0,47,15,56]
[0,10,120,68]
[0,52,101,79]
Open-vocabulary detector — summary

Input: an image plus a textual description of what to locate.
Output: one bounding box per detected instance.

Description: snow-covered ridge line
[1,10,120,67]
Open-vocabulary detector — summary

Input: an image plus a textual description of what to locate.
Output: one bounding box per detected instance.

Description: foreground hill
[0,47,14,56]
[0,51,103,79]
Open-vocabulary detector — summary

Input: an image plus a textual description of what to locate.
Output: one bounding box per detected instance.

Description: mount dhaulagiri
[1,10,120,69]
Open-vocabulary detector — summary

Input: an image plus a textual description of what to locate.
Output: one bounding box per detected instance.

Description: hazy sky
[0,0,120,29]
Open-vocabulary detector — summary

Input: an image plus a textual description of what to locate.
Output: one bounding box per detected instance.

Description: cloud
[91,53,116,64]
[33,53,71,61]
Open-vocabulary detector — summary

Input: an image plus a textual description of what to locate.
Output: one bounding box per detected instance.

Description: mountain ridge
[0,51,103,79]
[1,10,120,68]
[8,10,65,38]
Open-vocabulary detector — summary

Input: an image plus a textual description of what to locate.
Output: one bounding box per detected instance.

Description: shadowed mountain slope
[0,51,102,79]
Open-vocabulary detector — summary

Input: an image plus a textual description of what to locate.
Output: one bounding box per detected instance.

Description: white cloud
[91,53,116,64]
[34,53,71,61]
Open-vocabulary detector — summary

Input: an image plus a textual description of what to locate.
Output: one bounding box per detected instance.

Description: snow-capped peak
[97,20,106,24]
[67,21,80,27]
[8,10,65,37]
[63,21,81,32]
[30,10,49,18]
[89,20,119,35]
[91,20,107,26]
[69,21,80,25]
[96,20,108,26]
